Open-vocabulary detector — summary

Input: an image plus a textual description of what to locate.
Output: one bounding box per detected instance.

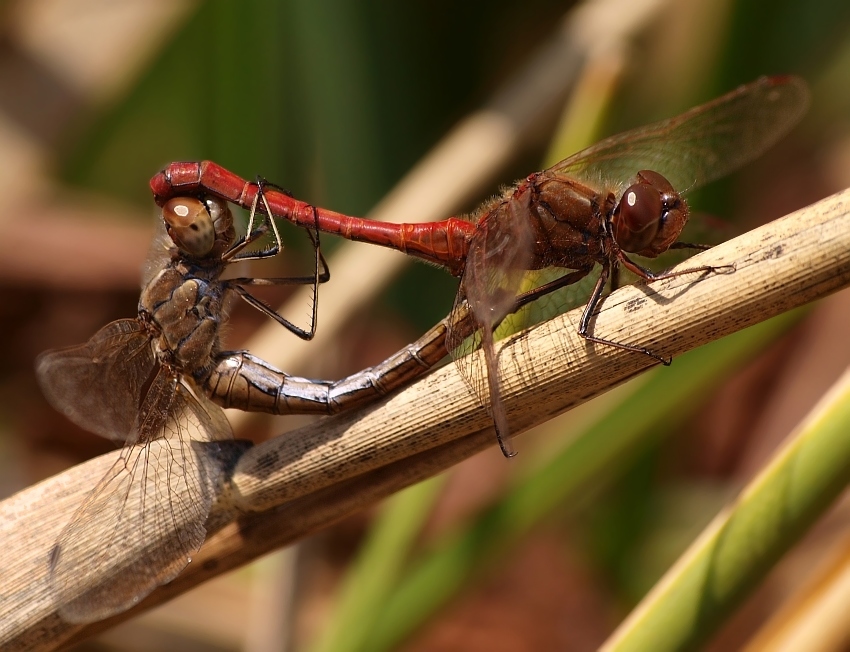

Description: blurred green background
[5,0,850,650]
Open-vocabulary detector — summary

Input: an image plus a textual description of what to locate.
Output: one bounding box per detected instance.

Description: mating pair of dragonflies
[37,75,809,623]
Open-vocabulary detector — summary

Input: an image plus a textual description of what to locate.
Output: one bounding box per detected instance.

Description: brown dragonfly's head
[611,169,689,258]
[161,195,236,260]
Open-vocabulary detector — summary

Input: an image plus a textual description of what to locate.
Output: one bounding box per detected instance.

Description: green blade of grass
[306,474,447,652]
[602,349,850,651]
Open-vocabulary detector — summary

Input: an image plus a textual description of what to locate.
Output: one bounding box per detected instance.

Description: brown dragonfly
[37,190,450,623]
[152,75,810,456]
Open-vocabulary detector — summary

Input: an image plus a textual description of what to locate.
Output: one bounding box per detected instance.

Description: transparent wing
[551,76,809,193]
[447,196,535,453]
[49,368,233,624]
[36,319,155,443]
[141,219,175,288]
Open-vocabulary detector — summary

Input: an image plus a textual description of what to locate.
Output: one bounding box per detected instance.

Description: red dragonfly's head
[612,169,689,258]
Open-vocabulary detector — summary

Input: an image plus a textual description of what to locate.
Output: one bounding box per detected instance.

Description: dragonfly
[36,188,453,623]
[150,75,810,457]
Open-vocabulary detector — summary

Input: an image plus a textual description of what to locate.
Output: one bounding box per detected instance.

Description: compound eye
[202,196,227,226]
[614,182,662,252]
[162,197,215,257]
[621,183,661,233]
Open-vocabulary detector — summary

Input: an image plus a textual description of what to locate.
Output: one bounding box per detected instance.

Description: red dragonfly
[151,75,809,456]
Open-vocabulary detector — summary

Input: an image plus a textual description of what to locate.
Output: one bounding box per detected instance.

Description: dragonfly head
[612,169,689,258]
[162,196,235,259]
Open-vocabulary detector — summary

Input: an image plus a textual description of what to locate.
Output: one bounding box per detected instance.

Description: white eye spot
[162,197,215,256]
[627,191,637,207]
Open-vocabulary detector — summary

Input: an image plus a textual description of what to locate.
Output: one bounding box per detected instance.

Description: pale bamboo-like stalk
[2,188,850,650]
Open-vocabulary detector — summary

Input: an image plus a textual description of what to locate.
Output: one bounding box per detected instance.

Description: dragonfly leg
[223,179,287,262]
[230,286,318,340]
[224,223,272,260]
[618,251,733,282]
[510,267,594,313]
[578,261,671,365]
[227,206,327,341]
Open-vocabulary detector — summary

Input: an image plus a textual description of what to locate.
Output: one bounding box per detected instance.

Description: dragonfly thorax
[523,173,611,269]
[140,266,226,375]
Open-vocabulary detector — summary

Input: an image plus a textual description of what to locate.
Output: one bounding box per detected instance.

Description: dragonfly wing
[36,319,156,443]
[447,195,536,453]
[49,367,233,623]
[551,76,809,193]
